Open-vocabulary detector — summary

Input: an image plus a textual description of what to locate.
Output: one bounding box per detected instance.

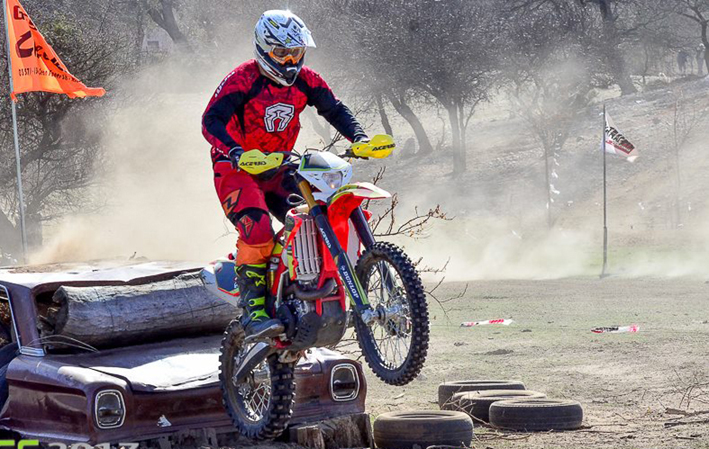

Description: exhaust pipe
[286,278,337,301]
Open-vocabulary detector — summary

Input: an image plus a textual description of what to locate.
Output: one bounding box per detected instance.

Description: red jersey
[202,60,365,159]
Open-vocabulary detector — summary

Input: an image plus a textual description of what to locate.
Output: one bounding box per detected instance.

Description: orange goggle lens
[270,46,306,65]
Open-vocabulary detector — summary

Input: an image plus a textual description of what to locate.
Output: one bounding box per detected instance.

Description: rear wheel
[219,320,296,440]
[354,242,429,386]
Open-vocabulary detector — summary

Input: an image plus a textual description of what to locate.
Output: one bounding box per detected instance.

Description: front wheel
[354,242,429,385]
[219,320,296,440]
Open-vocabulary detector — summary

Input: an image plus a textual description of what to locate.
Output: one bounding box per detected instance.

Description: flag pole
[601,103,608,278]
[2,0,28,263]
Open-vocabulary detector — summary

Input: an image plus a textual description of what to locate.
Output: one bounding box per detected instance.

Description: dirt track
[356,278,709,449]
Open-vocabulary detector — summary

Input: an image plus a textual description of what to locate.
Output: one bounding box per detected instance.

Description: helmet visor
[270,46,306,65]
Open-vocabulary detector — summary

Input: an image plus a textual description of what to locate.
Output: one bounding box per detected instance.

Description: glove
[228,147,244,169]
[353,135,370,143]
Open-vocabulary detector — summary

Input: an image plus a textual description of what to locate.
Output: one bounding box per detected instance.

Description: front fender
[327,183,390,262]
[329,182,391,205]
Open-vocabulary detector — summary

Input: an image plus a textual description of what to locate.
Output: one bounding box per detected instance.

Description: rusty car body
[0,261,367,446]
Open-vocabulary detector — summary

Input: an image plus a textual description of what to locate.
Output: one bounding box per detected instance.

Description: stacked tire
[438,379,583,431]
[373,411,474,449]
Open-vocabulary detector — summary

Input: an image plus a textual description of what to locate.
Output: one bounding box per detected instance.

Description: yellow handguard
[237,149,284,175]
[351,134,396,159]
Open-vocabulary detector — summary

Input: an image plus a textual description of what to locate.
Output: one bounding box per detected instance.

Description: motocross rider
[202,10,368,339]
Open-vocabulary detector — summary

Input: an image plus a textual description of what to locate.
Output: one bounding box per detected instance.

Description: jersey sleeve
[202,70,246,153]
[299,68,367,142]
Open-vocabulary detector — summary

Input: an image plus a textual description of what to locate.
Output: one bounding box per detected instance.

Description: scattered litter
[521,329,532,333]
[393,392,405,400]
[157,415,172,427]
[638,202,645,211]
[591,324,640,334]
[454,341,468,346]
[461,319,514,327]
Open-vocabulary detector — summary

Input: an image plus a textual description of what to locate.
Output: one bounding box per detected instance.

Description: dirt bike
[201,135,430,439]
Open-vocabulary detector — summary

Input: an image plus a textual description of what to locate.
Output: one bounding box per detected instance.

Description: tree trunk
[445,103,465,173]
[702,21,709,75]
[385,92,433,155]
[142,0,191,50]
[598,0,636,94]
[0,210,21,261]
[544,144,552,229]
[376,94,393,136]
[457,100,469,173]
[42,274,237,349]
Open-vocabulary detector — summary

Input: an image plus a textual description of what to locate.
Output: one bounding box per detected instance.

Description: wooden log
[43,273,238,349]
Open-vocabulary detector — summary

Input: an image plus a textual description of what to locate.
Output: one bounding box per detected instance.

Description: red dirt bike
[202,135,429,439]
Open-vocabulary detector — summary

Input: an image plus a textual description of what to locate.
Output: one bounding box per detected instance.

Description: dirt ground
[357,278,709,449]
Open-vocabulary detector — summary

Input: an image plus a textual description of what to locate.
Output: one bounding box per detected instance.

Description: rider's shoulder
[219,60,260,89]
[298,66,328,88]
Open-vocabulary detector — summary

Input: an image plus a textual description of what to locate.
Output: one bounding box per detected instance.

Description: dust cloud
[28,51,709,281]
[30,58,245,264]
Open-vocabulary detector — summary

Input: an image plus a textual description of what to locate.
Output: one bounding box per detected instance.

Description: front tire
[354,242,429,385]
[219,320,296,440]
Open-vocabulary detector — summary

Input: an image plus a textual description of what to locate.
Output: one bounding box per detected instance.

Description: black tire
[438,380,526,408]
[489,399,584,431]
[447,390,546,423]
[354,242,429,386]
[219,320,296,440]
[373,411,473,449]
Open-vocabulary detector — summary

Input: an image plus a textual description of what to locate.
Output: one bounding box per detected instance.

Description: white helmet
[254,10,316,86]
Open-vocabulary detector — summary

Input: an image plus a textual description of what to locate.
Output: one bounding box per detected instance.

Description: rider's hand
[228,147,244,169]
[353,135,370,144]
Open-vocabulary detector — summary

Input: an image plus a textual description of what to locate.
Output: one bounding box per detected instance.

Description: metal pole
[3,0,28,263]
[601,104,608,278]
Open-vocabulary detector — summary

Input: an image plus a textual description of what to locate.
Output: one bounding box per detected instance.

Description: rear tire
[219,320,296,440]
[373,410,473,449]
[438,380,526,408]
[354,242,429,386]
[489,399,584,431]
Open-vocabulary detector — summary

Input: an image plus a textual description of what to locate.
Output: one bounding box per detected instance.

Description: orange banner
[5,0,105,100]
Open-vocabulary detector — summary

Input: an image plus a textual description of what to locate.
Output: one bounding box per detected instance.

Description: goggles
[269,46,306,65]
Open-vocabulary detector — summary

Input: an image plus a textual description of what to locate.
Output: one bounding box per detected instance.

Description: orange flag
[4,0,105,100]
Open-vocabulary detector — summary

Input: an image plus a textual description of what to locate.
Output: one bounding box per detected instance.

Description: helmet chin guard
[254,10,315,86]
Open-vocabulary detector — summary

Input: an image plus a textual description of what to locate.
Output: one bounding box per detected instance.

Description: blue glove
[229,147,244,169]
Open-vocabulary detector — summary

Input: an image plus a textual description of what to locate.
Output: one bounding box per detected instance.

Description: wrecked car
[0,261,368,447]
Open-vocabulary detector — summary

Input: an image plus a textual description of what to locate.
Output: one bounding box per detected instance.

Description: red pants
[213,155,295,265]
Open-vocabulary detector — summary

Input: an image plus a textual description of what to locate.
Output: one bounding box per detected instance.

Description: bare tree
[506,1,595,227]
[665,88,709,226]
[670,0,709,73]
[0,1,134,261]
[138,0,191,50]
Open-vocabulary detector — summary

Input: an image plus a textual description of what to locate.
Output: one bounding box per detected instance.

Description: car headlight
[95,390,126,429]
[323,172,344,190]
[330,363,360,401]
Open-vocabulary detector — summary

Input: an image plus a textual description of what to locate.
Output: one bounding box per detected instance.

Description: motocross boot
[236,264,284,339]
